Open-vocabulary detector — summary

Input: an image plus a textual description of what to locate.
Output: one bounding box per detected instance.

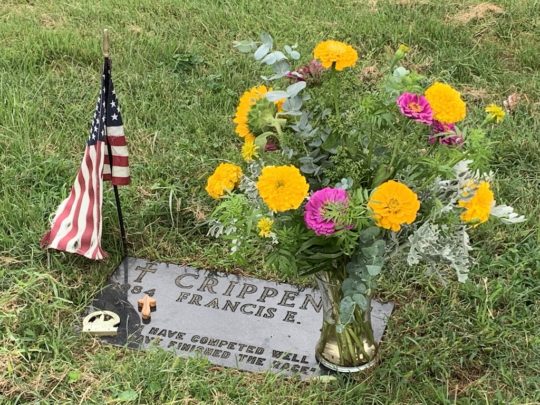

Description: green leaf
[366,264,382,276]
[254,133,271,149]
[67,370,81,383]
[233,40,257,53]
[260,32,273,48]
[339,296,355,326]
[114,390,138,402]
[254,43,271,61]
[286,81,306,97]
[266,90,289,102]
[359,226,380,243]
[352,293,368,310]
[261,51,287,65]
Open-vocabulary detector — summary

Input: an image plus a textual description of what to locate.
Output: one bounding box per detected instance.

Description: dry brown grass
[449,3,504,24]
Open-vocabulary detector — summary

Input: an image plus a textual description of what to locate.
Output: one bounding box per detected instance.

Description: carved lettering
[283,310,298,323]
[188,294,203,305]
[204,298,220,309]
[175,273,199,288]
[223,280,238,297]
[278,290,299,307]
[299,294,322,313]
[240,303,256,315]
[237,283,257,299]
[222,300,239,312]
[176,292,190,302]
[197,276,218,294]
[257,287,278,303]
[263,308,276,319]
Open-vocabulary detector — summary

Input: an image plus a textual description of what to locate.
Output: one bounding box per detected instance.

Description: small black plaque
[87,257,393,378]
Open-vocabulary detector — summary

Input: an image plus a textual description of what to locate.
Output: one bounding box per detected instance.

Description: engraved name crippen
[173,272,322,324]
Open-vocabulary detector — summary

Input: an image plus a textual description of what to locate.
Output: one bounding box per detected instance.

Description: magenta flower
[397,93,433,125]
[304,187,349,236]
[429,134,464,146]
[432,120,456,134]
[428,120,463,146]
[287,60,324,84]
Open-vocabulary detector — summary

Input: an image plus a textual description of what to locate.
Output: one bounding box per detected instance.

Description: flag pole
[103,29,128,258]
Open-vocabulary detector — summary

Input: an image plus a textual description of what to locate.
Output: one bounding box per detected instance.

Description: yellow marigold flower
[485,104,505,123]
[313,40,358,71]
[368,180,420,232]
[256,165,309,212]
[233,85,269,140]
[424,82,467,124]
[205,163,243,199]
[241,140,258,162]
[458,181,494,225]
[233,85,282,142]
[257,217,274,238]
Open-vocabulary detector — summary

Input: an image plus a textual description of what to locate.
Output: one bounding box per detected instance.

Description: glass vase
[314,271,378,372]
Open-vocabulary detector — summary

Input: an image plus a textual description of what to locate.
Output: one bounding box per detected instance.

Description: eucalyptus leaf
[254,43,271,61]
[283,95,303,112]
[266,90,289,102]
[260,32,273,48]
[284,45,301,60]
[233,40,257,53]
[366,265,382,276]
[352,293,368,310]
[261,51,287,65]
[339,296,355,326]
[359,226,380,243]
[286,81,306,97]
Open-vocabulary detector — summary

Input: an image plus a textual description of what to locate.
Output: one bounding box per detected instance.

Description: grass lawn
[1,0,539,403]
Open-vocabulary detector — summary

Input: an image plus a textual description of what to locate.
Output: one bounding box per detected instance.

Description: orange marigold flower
[205,163,243,199]
[256,165,309,212]
[313,40,358,71]
[458,181,494,225]
[233,85,282,142]
[368,180,420,232]
[424,82,467,124]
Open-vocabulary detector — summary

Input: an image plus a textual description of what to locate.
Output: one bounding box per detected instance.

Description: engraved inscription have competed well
[174,272,322,324]
[135,327,318,376]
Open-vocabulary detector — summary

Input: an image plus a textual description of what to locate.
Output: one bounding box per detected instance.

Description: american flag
[41,58,130,260]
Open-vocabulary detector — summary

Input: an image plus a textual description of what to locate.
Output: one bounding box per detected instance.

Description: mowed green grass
[1,0,539,403]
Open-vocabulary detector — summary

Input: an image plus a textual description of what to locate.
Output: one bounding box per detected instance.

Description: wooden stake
[103,29,110,58]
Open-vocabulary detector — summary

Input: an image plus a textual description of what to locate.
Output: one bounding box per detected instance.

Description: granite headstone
[87,257,393,378]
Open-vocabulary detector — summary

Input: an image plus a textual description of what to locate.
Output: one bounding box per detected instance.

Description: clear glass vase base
[315,352,377,373]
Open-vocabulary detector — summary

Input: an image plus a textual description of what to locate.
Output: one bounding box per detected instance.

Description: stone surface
[87,257,393,378]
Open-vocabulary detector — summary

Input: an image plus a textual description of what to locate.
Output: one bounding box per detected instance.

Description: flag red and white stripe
[41,58,129,260]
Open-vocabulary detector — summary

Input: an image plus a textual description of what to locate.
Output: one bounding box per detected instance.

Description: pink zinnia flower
[397,93,433,125]
[304,187,349,236]
[428,120,463,146]
[429,134,464,146]
[287,60,324,84]
[432,120,456,134]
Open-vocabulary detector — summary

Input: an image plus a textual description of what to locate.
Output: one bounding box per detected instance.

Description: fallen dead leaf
[503,93,521,113]
[450,3,504,24]
[359,65,382,83]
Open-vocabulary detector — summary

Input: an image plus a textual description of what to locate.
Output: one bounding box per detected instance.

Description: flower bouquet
[204,34,524,372]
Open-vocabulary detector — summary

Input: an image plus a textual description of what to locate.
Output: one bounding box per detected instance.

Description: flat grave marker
[87,257,393,378]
